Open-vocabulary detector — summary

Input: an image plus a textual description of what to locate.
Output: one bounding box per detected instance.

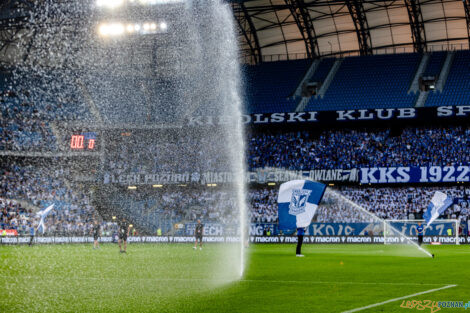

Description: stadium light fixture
[97,0,184,8]
[128,186,137,190]
[112,216,116,220]
[96,0,124,9]
[98,21,166,36]
[98,23,125,37]
[267,182,276,186]
[152,184,163,188]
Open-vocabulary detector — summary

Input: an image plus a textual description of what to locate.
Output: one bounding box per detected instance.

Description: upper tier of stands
[1,50,469,128]
[243,59,309,114]
[426,50,470,107]
[306,53,420,110]
[245,50,470,113]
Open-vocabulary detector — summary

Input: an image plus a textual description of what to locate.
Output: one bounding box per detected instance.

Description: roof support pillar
[346,0,372,55]
[404,0,426,53]
[233,2,263,64]
[284,0,319,59]
[464,0,470,46]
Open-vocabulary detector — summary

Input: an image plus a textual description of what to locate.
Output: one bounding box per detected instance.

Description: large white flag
[36,204,55,234]
[423,191,453,227]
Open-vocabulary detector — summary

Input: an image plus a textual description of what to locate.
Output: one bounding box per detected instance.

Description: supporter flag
[423,191,453,227]
[36,204,55,234]
[277,180,326,231]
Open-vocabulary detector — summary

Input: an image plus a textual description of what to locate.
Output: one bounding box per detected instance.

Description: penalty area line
[341,284,458,313]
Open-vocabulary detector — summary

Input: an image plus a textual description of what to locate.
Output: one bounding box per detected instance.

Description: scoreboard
[70,132,97,151]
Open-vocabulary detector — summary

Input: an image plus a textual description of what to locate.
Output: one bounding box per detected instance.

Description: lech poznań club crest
[289,189,312,215]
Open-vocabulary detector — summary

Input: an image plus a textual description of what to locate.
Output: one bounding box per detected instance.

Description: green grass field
[1,243,469,312]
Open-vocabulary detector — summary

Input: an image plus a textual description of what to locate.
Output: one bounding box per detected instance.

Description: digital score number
[70,132,97,150]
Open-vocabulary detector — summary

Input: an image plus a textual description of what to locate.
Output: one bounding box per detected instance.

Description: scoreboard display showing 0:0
[70,132,97,150]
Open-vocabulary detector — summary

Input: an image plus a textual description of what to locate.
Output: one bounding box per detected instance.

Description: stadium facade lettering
[103,168,359,185]
[187,105,470,126]
[103,165,470,185]
[359,165,470,184]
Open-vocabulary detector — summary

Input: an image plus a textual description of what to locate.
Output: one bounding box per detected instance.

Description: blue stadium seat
[243,59,310,113]
[305,54,420,111]
[426,50,470,107]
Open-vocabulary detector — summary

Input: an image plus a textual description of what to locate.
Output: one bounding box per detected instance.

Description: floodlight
[98,23,125,37]
[143,23,150,31]
[126,24,134,32]
[160,22,167,30]
[96,0,124,9]
[98,24,109,36]
[150,23,157,30]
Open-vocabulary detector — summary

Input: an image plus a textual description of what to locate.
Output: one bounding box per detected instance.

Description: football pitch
[1,243,469,312]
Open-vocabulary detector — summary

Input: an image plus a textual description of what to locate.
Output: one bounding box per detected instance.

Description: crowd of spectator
[102,126,470,176]
[0,162,113,236]
[1,123,470,235]
[2,165,469,235]
[248,186,470,225]
[105,132,231,175]
[1,91,57,152]
[0,81,93,152]
[247,127,470,170]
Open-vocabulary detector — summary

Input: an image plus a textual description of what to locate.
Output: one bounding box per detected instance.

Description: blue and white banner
[36,204,54,234]
[187,105,470,126]
[277,180,326,231]
[424,192,453,227]
[103,168,358,185]
[360,165,470,184]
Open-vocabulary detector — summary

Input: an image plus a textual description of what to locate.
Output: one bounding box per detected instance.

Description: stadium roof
[232,0,470,63]
[0,0,469,65]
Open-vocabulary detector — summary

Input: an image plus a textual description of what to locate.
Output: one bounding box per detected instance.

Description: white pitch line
[341,284,458,313]
[0,275,451,286]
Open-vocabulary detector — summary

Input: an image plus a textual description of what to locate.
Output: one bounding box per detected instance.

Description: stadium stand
[1,156,469,235]
[305,53,420,110]
[242,51,470,113]
[0,91,57,151]
[243,59,309,113]
[308,57,335,84]
[250,186,470,225]
[0,162,105,235]
[426,50,470,107]
[2,50,470,236]
[422,51,446,77]
[247,126,470,171]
